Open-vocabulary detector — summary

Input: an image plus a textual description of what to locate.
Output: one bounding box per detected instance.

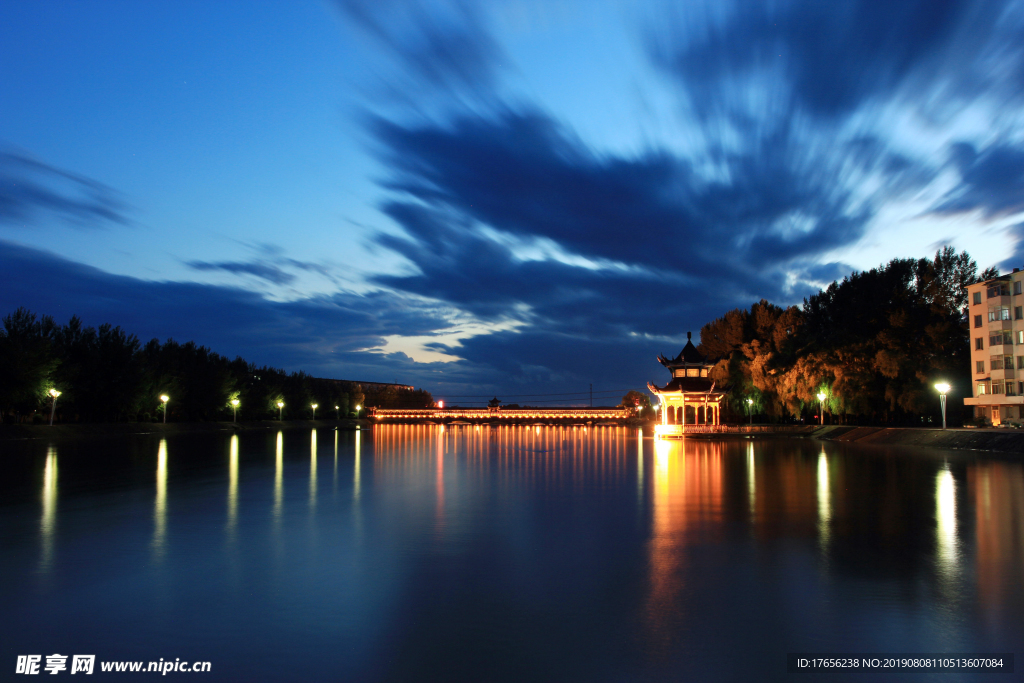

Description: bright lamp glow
[817,392,826,401]
[160,395,169,403]
[49,388,61,398]
[311,403,318,409]
[747,398,754,404]
[277,401,284,408]
[935,383,950,394]
[231,399,240,406]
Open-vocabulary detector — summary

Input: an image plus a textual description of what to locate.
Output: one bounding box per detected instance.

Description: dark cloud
[651,0,1006,121]
[368,110,927,339]
[933,142,1024,217]
[186,260,297,285]
[0,150,130,228]
[335,0,504,96]
[0,240,453,384]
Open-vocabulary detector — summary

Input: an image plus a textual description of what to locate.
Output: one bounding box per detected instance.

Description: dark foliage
[0,309,431,423]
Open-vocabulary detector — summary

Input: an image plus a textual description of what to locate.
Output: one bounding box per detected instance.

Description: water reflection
[817,450,831,548]
[935,466,958,582]
[746,441,755,518]
[637,429,644,505]
[309,430,317,510]
[353,429,361,502]
[227,435,239,536]
[646,437,726,645]
[273,431,283,524]
[153,439,167,559]
[969,461,1024,613]
[40,446,58,574]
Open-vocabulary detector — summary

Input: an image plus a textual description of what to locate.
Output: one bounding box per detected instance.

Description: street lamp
[334,405,340,420]
[354,404,361,418]
[816,392,826,426]
[311,403,318,420]
[277,401,284,421]
[48,388,61,426]
[160,395,169,424]
[747,397,754,425]
[934,382,950,430]
[230,398,240,423]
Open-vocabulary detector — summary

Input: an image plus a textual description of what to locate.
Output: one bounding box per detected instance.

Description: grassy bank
[0,419,367,442]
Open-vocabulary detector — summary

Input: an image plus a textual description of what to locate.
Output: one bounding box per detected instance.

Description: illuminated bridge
[370,406,635,425]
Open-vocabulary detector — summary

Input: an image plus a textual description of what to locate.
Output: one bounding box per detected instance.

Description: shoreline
[1,420,1020,456]
[0,419,368,442]
[807,424,1024,455]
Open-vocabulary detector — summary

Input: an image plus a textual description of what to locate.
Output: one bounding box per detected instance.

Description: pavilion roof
[657,332,711,368]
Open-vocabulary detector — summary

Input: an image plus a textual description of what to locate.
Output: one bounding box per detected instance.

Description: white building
[964,268,1024,426]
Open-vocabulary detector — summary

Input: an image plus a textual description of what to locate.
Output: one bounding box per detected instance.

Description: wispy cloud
[0,150,130,228]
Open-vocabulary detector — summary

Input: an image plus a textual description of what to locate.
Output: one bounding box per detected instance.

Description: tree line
[696,247,994,426]
[0,308,434,424]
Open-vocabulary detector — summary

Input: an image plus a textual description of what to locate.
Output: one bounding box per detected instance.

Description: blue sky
[3,0,1024,402]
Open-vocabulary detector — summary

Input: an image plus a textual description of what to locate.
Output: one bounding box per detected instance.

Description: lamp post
[817,392,826,425]
[48,388,61,426]
[334,405,339,420]
[277,401,284,421]
[231,398,240,423]
[160,395,169,424]
[934,382,950,430]
[311,403,318,420]
[354,404,361,419]
[747,397,754,425]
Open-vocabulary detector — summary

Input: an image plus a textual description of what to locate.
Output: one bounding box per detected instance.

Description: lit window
[975,337,984,350]
[977,382,987,395]
[1003,307,1012,320]
[973,291,982,304]
[977,360,985,373]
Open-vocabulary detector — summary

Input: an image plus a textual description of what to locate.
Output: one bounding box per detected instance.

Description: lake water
[1,425,1022,681]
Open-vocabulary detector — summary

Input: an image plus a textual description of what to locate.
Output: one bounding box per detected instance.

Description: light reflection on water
[39,446,57,574]
[8,426,1024,681]
[152,438,167,560]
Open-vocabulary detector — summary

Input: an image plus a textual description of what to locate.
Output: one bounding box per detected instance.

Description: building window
[976,337,984,350]
[1008,382,1018,396]
[991,357,1003,370]
[1016,281,1023,295]
[974,291,983,304]
[1016,306,1023,320]
[1018,356,1024,370]
[1019,331,1024,344]
[977,360,985,373]
[977,382,987,395]
[1005,355,1014,371]
[993,380,1003,394]
[989,306,1011,321]
[1004,307,1011,320]
[975,315,983,328]
[991,330,1013,346]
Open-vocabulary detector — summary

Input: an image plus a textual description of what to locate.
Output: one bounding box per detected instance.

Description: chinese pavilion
[648,332,727,437]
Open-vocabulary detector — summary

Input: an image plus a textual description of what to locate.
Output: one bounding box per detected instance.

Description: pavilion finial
[687,331,692,340]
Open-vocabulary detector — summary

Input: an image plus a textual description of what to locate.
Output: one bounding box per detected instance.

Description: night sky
[3,0,1023,400]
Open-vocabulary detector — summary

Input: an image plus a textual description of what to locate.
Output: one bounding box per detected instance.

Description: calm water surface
[1,425,1022,681]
